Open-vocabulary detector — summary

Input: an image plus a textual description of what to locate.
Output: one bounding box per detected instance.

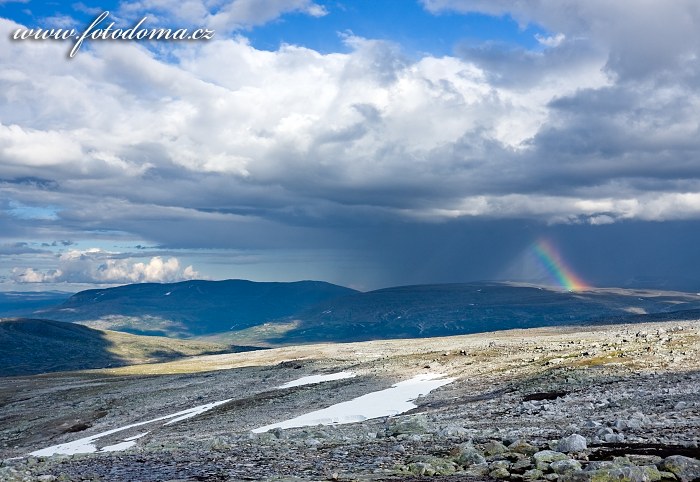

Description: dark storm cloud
[0,242,48,256]
[3,1,700,288]
[455,38,602,88]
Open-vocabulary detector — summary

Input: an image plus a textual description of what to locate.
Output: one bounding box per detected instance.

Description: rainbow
[532,238,590,292]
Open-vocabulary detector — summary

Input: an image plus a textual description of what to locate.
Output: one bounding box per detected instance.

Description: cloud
[41,14,79,29]
[421,0,700,81]
[72,2,102,16]
[0,242,48,255]
[535,33,565,48]
[11,249,200,284]
[117,0,328,33]
[1,0,700,289]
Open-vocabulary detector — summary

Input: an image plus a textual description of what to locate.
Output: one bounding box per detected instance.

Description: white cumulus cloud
[11,249,200,284]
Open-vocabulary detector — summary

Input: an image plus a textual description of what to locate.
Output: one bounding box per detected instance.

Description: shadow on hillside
[270,308,700,346]
[0,318,263,378]
[0,318,128,377]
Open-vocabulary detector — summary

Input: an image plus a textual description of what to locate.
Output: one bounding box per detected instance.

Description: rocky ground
[1,320,699,481]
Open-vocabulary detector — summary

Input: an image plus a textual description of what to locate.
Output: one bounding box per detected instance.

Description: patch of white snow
[277,372,356,389]
[252,373,453,433]
[30,399,232,457]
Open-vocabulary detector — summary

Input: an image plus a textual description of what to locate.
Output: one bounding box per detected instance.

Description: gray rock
[511,457,534,473]
[614,419,643,430]
[550,459,582,475]
[490,460,511,471]
[523,468,545,480]
[509,440,539,456]
[534,450,570,470]
[304,438,321,447]
[612,456,634,467]
[408,462,435,476]
[388,414,430,435]
[661,455,700,482]
[557,434,587,453]
[562,465,662,482]
[208,437,231,451]
[406,455,457,476]
[456,445,486,467]
[270,428,287,439]
[490,467,511,479]
[391,444,406,453]
[438,424,468,438]
[604,433,625,443]
[465,463,491,477]
[484,440,509,455]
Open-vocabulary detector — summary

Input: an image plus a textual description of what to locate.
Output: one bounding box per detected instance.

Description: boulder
[557,434,587,453]
[490,467,511,479]
[550,459,582,475]
[523,468,545,480]
[509,440,539,456]
[561,465,662,482]
[484,440,509,456]
[456,445,486,467]
[407,456,457,476]
[438,424,469,438]
[388,414,430,435]
[661,455,700,482]
[534,450,570,470]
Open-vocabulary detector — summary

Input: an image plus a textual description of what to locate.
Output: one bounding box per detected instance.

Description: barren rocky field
[1,320,699,481]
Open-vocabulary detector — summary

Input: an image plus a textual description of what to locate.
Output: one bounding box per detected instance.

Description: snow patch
[277,371,356,389]
[30,400,231,457]
[252,373,453,433]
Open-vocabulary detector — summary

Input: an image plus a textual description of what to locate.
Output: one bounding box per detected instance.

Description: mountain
[31,280,700,345]
[272,282,700,343]
[39,279,358,337]
[0,291,71,318]
[0,318,242,377]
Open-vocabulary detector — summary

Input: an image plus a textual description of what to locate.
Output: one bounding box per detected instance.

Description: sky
[1,0,700,292]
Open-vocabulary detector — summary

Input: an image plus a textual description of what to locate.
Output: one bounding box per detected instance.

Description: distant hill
[26,280,700,346]
[0,318,243,377]
[0,292,71,318]
[271,283,700,343]
[39,279,358,337]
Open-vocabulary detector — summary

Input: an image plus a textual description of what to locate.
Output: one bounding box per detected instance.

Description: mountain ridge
[30,279,700,345]
[39,279,358,337]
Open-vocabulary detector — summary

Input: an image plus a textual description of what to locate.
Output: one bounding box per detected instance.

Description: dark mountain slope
[274,283,700,343]
[0,292,71,318]
[0,318,237,377]
[40,279,358,337]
